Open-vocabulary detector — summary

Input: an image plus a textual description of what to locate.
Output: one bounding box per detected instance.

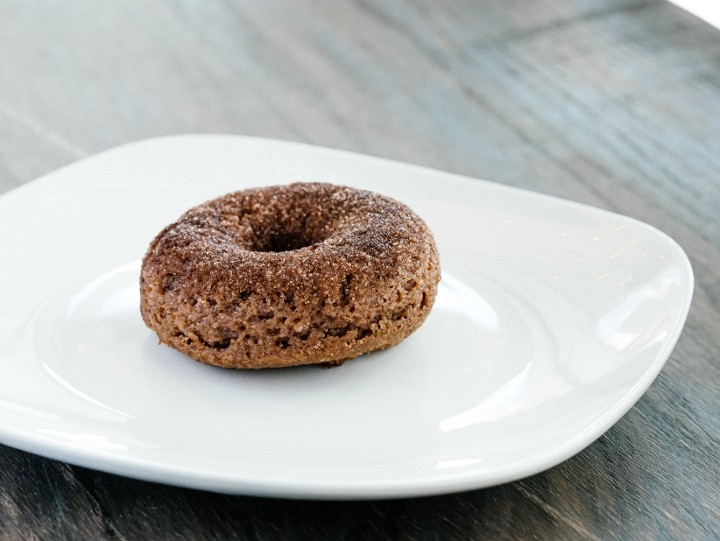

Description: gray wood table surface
[1,1,719,539]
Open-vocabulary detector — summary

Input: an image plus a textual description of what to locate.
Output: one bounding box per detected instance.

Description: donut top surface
[145,183,432,298]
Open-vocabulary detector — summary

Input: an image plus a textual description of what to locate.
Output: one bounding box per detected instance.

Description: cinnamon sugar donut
[140,182,440,369]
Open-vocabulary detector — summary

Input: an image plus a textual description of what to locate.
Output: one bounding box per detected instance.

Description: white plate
[0,135,693,499]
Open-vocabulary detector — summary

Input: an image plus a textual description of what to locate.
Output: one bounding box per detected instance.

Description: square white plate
[0,135,693,499]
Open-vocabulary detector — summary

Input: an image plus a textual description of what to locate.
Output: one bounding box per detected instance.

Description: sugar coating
[140,182,441,369]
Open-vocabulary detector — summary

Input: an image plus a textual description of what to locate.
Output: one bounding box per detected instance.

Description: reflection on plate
[0,135,693,498]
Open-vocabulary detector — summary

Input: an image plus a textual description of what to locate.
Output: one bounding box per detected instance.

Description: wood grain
[1,0,719,538]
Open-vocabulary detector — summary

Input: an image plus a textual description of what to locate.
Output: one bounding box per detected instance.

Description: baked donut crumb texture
[140,182,440,369]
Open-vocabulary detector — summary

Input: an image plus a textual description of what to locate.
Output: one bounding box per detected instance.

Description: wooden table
[1,1,718,538]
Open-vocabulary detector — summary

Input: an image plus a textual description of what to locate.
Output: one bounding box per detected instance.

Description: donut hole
[247,219,332,253]
[236,194,340,253]
[264,232,314,252]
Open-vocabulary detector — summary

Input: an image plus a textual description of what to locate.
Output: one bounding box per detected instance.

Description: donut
[140,182,440,369]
